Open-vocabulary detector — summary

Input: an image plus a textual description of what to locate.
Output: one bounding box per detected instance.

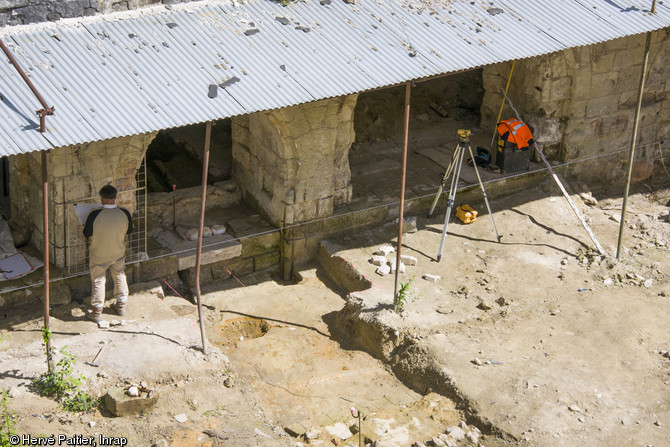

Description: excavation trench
[205,268,515,446]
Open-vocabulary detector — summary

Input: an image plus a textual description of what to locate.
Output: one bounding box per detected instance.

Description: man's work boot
[86,306,103,323]
[113,300,126,317]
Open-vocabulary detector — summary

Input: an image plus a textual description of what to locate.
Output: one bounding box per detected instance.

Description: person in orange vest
[497,119,534,150]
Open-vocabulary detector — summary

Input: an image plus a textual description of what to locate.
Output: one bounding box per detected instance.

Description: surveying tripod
[428,129,501,262]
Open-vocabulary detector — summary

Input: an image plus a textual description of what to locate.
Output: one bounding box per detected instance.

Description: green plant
[1,389,17,447]
[33,329,98,413]
[62,391,99,413]
[396,276,420,313]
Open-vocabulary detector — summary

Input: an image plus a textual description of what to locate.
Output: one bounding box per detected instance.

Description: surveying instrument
[428,129,501,261]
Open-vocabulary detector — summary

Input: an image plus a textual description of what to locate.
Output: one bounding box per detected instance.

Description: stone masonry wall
[232,95,357,228]
[0,0,195,27]
[9,133,155,267]
[481,30,670,186]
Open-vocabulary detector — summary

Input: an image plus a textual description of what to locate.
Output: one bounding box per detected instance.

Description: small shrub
[396,276,420,313]
[1,389,17,447]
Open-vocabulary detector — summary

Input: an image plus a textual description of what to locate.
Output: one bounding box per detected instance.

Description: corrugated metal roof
[0,0,668,155]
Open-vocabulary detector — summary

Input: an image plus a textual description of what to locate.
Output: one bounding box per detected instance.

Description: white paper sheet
[74,203,102,225]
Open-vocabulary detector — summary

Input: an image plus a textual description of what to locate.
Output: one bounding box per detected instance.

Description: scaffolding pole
[393,82,412,312]
[617,31,652,260]
[42,151,53,372]
[194,122,212,354]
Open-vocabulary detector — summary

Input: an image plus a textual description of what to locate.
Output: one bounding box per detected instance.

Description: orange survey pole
[393,82,412,312]
[194,122,212,354]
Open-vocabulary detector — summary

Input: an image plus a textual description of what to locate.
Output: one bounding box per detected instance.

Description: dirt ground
[1,178,669,447]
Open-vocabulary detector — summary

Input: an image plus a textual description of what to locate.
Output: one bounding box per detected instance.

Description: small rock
[224,377,234,388]
[400,254,418,266]
[603,278,614,286]
[126,386,139,397]
[579,192,598,206]
[459,421,468,430]
[185,228,199,241]
[325,422,352,440]
[477,299,492,311]
[374,245,395,256]
[561,258,568,265]
[446,426,466,441]
[173,413,188,423]
[97,321,110,329]
[608,213,621,223]
[305,428,321,439]
[550,309,560,316]
[140,381,148,388]
[472,358,483,366]
[376,264,391,276]
[465,431,479,443]
[110,320,122,327]
[389,260,405,273]
[152,440,168,447]
[661,290,668,297]
[423,273,440,282]
[654,420,662,426]
[496,296,509,306]
[7,386,21,398]
[578,416,585,423]
[97,371,109,379]
[432,437,446,447]
[644,279,653,288]
[211,224,226,235]
[254,428,270,438]
[88,421,96,428]
[370,255,387,266]
[568,405,582,413]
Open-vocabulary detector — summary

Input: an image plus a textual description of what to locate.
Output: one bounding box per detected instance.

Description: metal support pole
[617,32,652,260]
[490,60,516,151]
[194,122,212,354]
[652,0,657,13]
[0,38,54,132]
[41,151,53,372]
[393,82,411,312]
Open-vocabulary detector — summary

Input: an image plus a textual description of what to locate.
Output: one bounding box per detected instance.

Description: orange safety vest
[497,119,534,150]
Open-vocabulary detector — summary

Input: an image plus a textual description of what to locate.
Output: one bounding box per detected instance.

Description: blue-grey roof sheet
[0,0,668,155]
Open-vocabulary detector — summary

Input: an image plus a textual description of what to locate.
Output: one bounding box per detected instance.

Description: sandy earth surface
[0,180,669,447]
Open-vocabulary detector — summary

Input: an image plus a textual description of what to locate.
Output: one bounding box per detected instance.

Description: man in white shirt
[83,185,133,322]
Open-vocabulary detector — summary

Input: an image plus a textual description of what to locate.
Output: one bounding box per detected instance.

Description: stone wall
[232,95,357,228]
[9,133,155,267]
[0,0,194,26]
[481,30,670,186]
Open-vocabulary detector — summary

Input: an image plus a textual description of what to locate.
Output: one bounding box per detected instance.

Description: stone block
[586,96,619,118]
[38,282,71,306]
[548,77,571,101]
[616,65,645,93]
[240,232,280,258]
[591,72,619,96]
[210,256,254,281]
[317,196,334,218]
[253,251,280,271]
[591,51,615,73]
[103,387,159,417]
[137,255,178,284]
[400,255,417,266]
[176,234,242,270]
[613,48,644,70]
[322,206,387,235]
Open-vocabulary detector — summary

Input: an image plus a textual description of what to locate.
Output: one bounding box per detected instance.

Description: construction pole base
[437,254,442,262]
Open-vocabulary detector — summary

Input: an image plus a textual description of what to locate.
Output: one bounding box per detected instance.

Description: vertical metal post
[490,60,516,150]
[652,0,657,13]
[617,32,652,260]
[194,122,211,354]
[41,151,53,372]
[393,82,411,312]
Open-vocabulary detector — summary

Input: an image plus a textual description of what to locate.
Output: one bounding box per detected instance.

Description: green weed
[0,389,17,447]
[396,276,420,313]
